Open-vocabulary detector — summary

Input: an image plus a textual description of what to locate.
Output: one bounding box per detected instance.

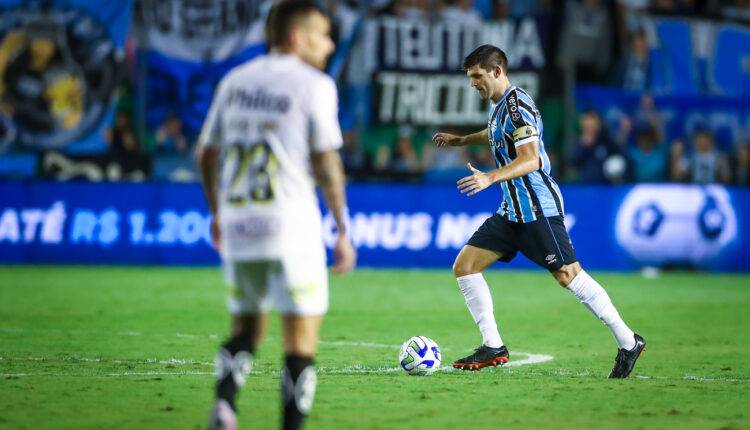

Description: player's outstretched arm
[312,150,356,274]
[196,145,221,249]
[457,141,541,196]
[432,129,488,147]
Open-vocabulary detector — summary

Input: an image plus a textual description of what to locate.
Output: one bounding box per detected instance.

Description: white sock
[457,273,504,348]
[566,270,636,350]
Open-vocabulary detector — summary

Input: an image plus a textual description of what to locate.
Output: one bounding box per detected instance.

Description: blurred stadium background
[1,1,750,429]
[0,0,748,270]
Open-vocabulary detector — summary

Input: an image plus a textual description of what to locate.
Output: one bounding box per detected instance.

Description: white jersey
[199,53,343,260]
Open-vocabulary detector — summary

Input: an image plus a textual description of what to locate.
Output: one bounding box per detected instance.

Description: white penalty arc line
[315,351,554,375]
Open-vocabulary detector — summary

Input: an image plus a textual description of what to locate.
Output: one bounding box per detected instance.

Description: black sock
[281,355,316,430]
[216,334,254,411]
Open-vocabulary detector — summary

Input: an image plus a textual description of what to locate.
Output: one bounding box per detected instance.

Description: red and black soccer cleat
[452,345,510,371]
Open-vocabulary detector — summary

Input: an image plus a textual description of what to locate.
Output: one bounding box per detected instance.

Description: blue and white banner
[133,0,269,136]
[0,0,132,153]
[0,182,747,271]
[646,17,750,96]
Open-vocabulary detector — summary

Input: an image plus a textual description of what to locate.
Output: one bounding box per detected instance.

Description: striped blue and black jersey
[488,86,564,223]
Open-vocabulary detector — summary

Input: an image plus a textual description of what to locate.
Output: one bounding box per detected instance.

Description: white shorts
[222,253,328,317]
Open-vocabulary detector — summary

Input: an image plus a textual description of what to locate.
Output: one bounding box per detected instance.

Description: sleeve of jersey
[309,77,344,153]
[506,90,539,147]
[197,80,227,148]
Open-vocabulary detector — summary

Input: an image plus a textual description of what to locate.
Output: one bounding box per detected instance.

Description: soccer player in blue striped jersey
[433,45,645,378]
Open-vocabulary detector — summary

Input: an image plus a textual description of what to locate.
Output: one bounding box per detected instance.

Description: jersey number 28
[225,140,277,205]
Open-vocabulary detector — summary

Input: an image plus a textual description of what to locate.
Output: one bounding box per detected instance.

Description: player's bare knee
[553,264,581,288]
[552,270,571,287]
[452,259,477,278]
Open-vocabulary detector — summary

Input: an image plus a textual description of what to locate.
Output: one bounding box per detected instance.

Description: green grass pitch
[1,266,748,429]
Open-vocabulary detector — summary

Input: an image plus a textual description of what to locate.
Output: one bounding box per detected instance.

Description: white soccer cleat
[207,399,237,430]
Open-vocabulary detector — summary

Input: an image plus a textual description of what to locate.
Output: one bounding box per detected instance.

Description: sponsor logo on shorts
[545,254,557,265]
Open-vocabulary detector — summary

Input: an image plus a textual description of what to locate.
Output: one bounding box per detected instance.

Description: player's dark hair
[462,44,508,73]
[265,0,328,49]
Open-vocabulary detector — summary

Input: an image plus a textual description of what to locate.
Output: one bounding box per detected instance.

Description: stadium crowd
[331,0,748,185]
[90,0,750,185]
[330,0,749,185]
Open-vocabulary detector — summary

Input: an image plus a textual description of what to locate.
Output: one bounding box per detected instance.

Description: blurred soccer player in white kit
[196,1,355,428]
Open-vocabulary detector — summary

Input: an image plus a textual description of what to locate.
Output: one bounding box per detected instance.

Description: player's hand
[457,162,493,196]
[332,234,356,275]
[210,215,221,250]
[432,132,462,147]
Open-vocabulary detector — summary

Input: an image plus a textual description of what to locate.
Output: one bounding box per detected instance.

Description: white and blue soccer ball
[399,336,441,375]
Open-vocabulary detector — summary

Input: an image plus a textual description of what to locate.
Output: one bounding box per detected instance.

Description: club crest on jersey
[489,128,503,149]
[489,116,503,148]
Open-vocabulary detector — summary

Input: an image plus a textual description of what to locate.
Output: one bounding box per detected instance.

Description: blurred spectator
[341,130,373,177]
[389,125,422,173]
[155,112,188,154]
[612,93,663,150]
[423,130,469,170]
[440,0,484,24]
[613,28,651,91]
[612,114,634,149]
[493,0,549,18]
[557,0,614,82]
[671,129,731,183]
[634,93,662,131]
[106,109,150,178]
[421,128,473,183]
[720,0,750,22]
[669,138,688,180]
[615,0,650,47]
[372,125,423,180]
[732,142,750,185]
[618,0,651,10]
[628,125,668,182]
[393,0,430,18]
[469,146,494,170]
[570,110,626,183]
[650,0,698,14]
[107,110,140,158]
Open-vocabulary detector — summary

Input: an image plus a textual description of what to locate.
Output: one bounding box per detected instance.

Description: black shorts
[467,213,577,271]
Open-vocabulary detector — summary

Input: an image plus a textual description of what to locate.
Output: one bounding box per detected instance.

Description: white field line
[2,329,748,382]
[320,340,396,348]
[0,351,548,370]
[0,349,553,378]
[0,327,393,345]
[2,367,747,382]
[1,356,747,382]
[1,371,215,378]
[0,356,214,366]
